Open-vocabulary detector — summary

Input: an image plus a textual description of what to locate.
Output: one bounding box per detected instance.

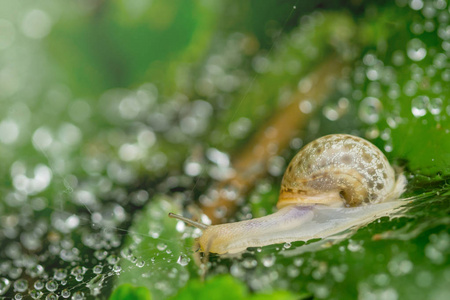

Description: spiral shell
[278,134,401,208]
[170,134,407,254]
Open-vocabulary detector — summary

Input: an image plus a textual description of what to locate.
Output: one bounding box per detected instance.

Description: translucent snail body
[170,134,407,254]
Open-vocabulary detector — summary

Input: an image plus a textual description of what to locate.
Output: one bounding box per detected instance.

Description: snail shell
[278,134,399,208]
[169,134,406,254]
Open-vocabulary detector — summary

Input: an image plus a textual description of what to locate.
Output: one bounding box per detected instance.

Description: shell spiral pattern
[278,134,400,208]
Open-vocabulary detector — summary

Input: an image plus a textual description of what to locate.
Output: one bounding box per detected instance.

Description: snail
[169,134,407,254]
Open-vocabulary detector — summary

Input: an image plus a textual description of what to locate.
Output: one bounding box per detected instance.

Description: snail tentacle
[169,134,407,254]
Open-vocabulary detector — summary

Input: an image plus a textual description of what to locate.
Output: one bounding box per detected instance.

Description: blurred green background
[0,0,449,299]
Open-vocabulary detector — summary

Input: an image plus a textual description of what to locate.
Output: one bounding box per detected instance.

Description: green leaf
[171,274,302,300]
[114,196,194,300]
[172,275,247,300]
[109,284,152,300]
[251,290,305,300]
[47,0,220,97]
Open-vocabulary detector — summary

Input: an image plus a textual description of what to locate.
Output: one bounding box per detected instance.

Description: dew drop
[21,9,52,39]
[136,260,145,268]
[242,257,258,269]
[157,243,167,251]
[45,280,58,292]
[0,277,11,295]
[261,255,276,267]
[15,293,23,300]
[429,98,443,115]
[94,250,108,261]
[287,265,300,278]
[29,289,43,299]
[92,265,103,274]
[45,293,58,300]
[53,269,67,281]
[112,265,122,274]
[71,291,85,300]
[33,280,44,290]
[411,95,429,117]
[120,248,133,259]
[106,255,120,265]
[407,39,427,61]
[176,255,190,267]
[61,289,70,298]
[230,263,245,277]
[359,97,382,124]
[27,265,44,278]
[14,279,28,293]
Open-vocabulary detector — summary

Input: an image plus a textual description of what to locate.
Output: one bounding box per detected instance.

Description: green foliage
[109,284,152,300]
[115,196,192,300]
[170,274,302,300]
[47,0,219,97]
[1,1,449,300]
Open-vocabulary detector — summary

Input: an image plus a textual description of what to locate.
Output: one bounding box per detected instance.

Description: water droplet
[148,223,163,239]
[176,255,190,267]
[242,257,258,269]
[106,255,120,265]
[314,284,330,298]
[29,289,43,299]
[0,277,11,295]
[184,161,202,177]
[410,0,424,10]
[294,257,304,267]
[45,280,58,292]
[92,265,103,274]
[415,271,433,287]
[45,293,58,300]
[229,117,252,139]
[407,39,427,61]
[359,97,382,124]
[61,289,70,298]
[433,53,447,68]
[112,265,122,274]
[71,291,85,300]
[120,248,133,259]
[347,240,363,252]
[230,263,245,277]
[33,280,44,290]
[21,9,52,39]
[70,266,87,277]
[429,98,443,115]
[0,119,20,144]
[14,279,28,293]
[14,293,23,300]
[94,250,108,261]
[411,95,429,117]
[261,255,276,267]
[136,260,145,268]
[287,265,300,277]
[157,243,167,251]
[425,243,444,264]
[299,99,314,114]
[53,269,67,281]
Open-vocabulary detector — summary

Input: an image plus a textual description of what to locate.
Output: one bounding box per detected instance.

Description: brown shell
[278,134,397,208]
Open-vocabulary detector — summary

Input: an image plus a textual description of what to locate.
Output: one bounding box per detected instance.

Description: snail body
[170,134,406,254]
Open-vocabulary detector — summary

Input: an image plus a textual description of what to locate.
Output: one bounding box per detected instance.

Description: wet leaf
[171,274,301,300]
[109,284,152,300]
[114,196,193,300]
